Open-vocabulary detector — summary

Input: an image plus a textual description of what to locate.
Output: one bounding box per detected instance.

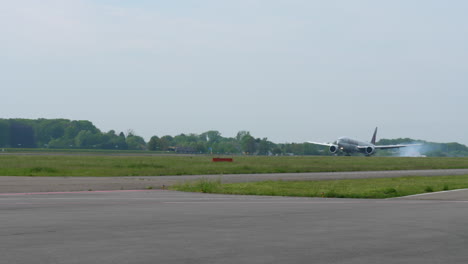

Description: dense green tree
[257,138,272,155]
[64,120,99,140]
[193,142,207,153]
[109,131,128,150]
[148,136,160,151]
[74,130,104,148]
[9,121,36,148]
[201,130,222,144]
[0,120,10,147]
[126,135,147,150]
[272,147,283,156]
[35,119,68,147]
[159,135,174,151]
[303,143,321,155]
[236,131,250,142]
[241,134,256,154]
[48,138,74,149]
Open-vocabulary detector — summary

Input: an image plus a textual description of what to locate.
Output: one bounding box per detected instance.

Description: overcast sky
[1,0,467,144]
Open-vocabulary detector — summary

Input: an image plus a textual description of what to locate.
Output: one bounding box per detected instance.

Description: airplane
[307,127,421,156]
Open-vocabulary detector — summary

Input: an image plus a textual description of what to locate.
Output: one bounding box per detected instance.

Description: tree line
[147,130,324,155]
[0,118,326,155]
[1,118,467,156]
[0,119,144,150]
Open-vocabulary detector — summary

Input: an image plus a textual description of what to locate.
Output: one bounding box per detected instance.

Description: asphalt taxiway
[2,168,468,193]
[2,170,468,263]
[1,190,467,264]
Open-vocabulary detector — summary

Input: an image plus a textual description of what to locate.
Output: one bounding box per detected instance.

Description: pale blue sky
[1,0,467,144]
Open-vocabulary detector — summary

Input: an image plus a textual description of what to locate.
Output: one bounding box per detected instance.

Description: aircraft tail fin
[371,127,378,145]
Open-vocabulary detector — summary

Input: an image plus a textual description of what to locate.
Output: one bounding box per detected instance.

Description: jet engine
[329,145,339,154]
[365,146,375,155]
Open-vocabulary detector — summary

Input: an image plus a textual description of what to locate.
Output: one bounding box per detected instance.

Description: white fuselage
[336,137,375,155]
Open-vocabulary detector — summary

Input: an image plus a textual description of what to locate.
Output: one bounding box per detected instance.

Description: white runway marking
[398,188,468,198]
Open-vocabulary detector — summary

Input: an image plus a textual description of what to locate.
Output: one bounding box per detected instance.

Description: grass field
[1,154,468,176]
[170,175,468,199]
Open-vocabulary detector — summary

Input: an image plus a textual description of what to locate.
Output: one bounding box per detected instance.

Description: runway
[1,168,468,193]
[1,190,467,264]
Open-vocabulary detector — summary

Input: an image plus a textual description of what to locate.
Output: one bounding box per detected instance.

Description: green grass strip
[170,175,468,199]
[2,155,468,176]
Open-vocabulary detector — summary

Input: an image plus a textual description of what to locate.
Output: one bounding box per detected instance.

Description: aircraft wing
[307,141,336,147]
[373,143,422,150]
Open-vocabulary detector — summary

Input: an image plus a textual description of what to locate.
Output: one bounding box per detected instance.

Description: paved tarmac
[2,168,468,193]
[1,190,468,264]
[2,170,468,263]
[397,189,468,201]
